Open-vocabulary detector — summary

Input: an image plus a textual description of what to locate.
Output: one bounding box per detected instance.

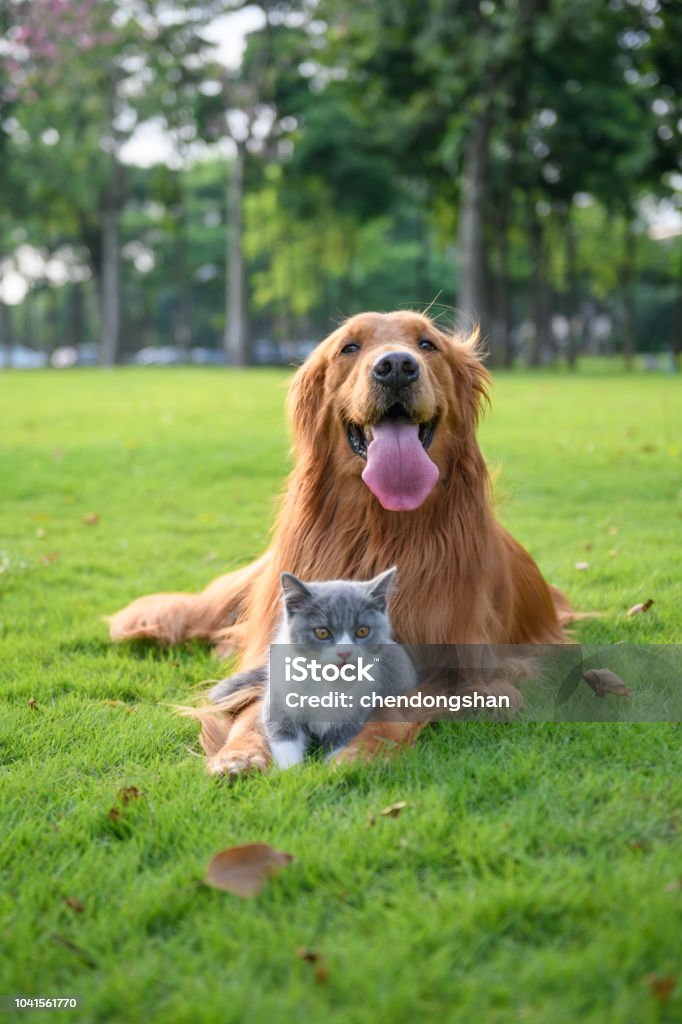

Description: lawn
[1,365,681,1024]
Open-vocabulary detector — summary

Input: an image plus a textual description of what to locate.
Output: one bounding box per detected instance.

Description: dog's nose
[372,351,420,389]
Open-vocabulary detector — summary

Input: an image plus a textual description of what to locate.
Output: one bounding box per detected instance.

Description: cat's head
[279,567,397,664]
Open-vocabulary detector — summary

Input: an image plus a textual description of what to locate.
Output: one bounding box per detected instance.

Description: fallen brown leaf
[380,801,408,818]
[107,807,122,823]
[83,513,100,526]
[582,669,632,698]
[627,599,654,617]
[116,786,141,805]
[203,843,295,898]
[28,697,39,710]
[296,947,321,964]
[643,974,676,1003]
[64,897,85,913]
[314,963,330,985]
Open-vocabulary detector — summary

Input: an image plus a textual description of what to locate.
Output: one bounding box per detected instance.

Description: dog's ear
[286,345,328,449]
[436,324,491,428]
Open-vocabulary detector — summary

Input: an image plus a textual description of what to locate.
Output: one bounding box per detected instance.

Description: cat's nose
[337,650,353,662]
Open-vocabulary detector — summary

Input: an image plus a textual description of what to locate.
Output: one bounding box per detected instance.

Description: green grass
[1,367,681,1024]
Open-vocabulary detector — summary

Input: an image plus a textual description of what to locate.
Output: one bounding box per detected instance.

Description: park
[1,1,681,1021]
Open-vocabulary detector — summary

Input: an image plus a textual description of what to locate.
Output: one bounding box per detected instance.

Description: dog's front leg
[334,720,428,764]
[206,700,272,777]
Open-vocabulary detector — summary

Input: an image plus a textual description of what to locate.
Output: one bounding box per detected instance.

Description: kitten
[210,567,416,768]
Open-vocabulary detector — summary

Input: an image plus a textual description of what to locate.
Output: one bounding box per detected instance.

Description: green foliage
[2,0,681,358]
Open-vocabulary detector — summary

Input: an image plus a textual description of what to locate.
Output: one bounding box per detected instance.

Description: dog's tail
[174,670,267,759]
[550,585,599,627]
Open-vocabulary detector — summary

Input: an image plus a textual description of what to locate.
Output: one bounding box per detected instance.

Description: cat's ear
[280,572,313,611]
[366,566,397,608]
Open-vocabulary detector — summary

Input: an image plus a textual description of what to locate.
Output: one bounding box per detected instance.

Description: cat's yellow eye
[314,627,331,640]
[355,626,369,638]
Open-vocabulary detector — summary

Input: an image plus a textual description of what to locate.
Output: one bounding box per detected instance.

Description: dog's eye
[355,625,369,638]
[314,627,331,640]
[419,339,437,352]
[341,342,360,354]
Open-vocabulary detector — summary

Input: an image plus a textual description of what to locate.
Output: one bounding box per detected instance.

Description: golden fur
[110,311,570,774]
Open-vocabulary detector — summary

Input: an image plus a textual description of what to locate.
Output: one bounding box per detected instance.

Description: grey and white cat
[210,567,416,769]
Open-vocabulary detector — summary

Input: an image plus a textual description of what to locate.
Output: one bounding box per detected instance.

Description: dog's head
[288,311,490,512]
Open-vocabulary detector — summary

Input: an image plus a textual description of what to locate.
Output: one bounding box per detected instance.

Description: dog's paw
[207,747,270,778]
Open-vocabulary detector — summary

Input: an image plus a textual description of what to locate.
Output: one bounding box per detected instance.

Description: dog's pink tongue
[362,419,439,511]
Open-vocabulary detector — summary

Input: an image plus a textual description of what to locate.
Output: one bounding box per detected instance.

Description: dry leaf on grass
[643,974,676,1003]
[583,669,632,698]
[313,963,329,984]
[296,947,321,964]
[380,801,408,818]
[83,513,100,525]
[296,948,329,984]
[64,897,85,913]
[203,843,295,898]
[627,599,654,617]
[116,786,141,805]
[28,697,38,710]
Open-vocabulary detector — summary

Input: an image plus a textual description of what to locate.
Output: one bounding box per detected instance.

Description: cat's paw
[207,747,270,778]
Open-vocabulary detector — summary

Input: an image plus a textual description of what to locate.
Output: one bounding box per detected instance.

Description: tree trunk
[0,301,13,368]
[224,141,248,366]
[527,197,552,366]
[172,182,192,356]
[457,113,492,338]
[99,171,121,367]
[564,206,579,370]
[23,287,37,352]
[673,242,682,372]
[622,217,637,371]
[69,282,85,349]
[491,200,513,368]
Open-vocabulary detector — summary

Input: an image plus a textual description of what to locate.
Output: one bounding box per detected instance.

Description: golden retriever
[110,311,570,774]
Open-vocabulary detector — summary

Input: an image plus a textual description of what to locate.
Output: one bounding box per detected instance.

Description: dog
[110,311,570,774]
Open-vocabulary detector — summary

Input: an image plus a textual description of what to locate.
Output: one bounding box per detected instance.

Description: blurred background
[0,0,680,370]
